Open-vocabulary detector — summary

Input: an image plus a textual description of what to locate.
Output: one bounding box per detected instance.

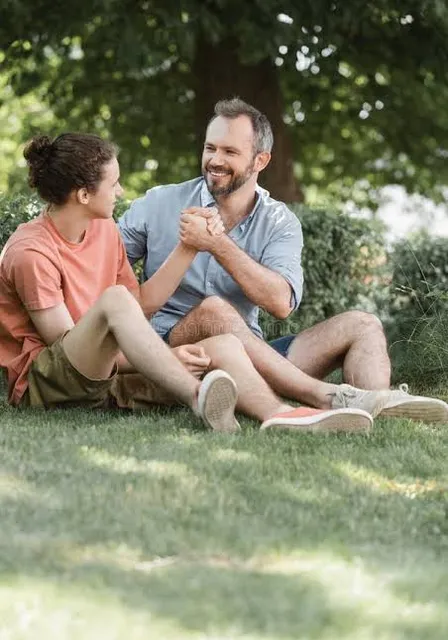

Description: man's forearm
[139,242,197,316]
[212,235,292,319]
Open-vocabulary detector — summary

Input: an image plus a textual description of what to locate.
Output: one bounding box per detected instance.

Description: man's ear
[254,151,271,173]
[76,188,90,205]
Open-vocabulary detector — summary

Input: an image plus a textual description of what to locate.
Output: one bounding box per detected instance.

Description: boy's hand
[172,344,211,378]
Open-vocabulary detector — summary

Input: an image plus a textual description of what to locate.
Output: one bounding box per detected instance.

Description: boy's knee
[99,285,135,313]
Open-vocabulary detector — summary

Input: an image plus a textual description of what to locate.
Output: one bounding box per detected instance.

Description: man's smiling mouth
[208,169,231,177]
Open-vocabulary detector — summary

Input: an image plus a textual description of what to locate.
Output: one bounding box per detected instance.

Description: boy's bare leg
[198,335,292,421]
[63,285,199,408]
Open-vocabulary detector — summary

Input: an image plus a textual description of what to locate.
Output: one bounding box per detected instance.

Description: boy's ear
[76,188,89,205]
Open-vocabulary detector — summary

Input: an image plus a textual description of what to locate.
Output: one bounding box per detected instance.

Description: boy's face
[84,156,123,218]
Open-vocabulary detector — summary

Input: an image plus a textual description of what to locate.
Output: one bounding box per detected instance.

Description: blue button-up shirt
[118,177,303,338]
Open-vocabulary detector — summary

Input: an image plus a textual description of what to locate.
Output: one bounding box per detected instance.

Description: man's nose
[209,152,225,166]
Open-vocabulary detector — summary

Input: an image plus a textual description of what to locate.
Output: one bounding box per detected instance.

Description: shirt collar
[200,178,267,230]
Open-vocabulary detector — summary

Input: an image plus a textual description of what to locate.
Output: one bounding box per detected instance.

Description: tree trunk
[193,35,303,203]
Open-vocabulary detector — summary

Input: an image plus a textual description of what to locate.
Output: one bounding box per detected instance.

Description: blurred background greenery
[1,0,448,203]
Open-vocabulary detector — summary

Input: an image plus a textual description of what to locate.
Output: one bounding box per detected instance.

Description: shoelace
[398,383,409,394]
[331,385,358,407]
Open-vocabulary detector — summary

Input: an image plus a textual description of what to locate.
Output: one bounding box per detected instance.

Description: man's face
[201,115,258,197]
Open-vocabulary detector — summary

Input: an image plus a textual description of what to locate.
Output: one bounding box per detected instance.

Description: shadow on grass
[1,403,448,638]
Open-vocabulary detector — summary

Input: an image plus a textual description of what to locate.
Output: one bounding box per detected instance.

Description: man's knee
[185,297,246,340]
[343,310,385,335]
[198,296,235,317]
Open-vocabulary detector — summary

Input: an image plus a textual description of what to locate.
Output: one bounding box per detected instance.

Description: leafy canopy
[1,1,448,199]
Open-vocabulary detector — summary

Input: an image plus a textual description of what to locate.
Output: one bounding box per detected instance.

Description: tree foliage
[1,0,448,200]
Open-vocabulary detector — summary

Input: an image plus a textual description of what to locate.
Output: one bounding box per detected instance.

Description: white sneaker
[261,406,372,433]
[332,383,448,423]
[197,370,240,433]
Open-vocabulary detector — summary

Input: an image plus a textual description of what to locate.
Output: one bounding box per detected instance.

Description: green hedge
[387,233,448,386]
[0,193,42,250]
[388,233,448,340]
[260,205,387,339]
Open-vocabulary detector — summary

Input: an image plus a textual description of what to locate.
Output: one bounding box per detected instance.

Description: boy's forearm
[139,242,197,316]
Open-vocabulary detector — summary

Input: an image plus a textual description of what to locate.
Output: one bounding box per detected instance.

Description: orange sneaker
[260,406,372,433]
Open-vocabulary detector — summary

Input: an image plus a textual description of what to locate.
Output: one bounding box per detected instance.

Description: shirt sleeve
[7,247,64,311]
[116,232,140,293]
[117,193,150,265]
[260,211,304,310]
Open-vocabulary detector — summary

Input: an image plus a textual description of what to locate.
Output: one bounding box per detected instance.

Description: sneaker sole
[380,400,448,423]
[261,409,372,434]
[198,370,240,433]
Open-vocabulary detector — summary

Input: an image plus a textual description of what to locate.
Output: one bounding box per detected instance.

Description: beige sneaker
[197,370,240,433]
[331,383,448,423]
[379,383,448,423]
[331,384,390,418]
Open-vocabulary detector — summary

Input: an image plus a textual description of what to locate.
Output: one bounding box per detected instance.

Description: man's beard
[203,160,255,197]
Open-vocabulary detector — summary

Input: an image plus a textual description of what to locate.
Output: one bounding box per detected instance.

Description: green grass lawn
[1,401,448,640]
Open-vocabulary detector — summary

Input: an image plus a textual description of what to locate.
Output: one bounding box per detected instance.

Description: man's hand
[182,206,225,237]
[172,344,211,379]
[179,209,224,251]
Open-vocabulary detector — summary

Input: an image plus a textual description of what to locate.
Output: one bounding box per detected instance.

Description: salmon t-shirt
[0,213,139,405]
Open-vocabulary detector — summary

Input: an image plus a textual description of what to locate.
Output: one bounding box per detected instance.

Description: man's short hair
[211,98,274,155]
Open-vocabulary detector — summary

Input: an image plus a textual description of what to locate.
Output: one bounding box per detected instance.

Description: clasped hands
[179,206,225,252]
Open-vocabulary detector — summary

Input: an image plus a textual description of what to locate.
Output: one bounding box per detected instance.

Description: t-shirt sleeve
[117,193,150,265]
[260,211,304,311]
[7,247,64,311]
[116,233,140,293]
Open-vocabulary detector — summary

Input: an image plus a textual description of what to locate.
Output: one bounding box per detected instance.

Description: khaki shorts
[21,334,177,410]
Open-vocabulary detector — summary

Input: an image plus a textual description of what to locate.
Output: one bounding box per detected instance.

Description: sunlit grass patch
[1,405,448,639]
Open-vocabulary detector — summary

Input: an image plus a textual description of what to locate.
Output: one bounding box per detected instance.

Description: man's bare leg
[63,285,200,408]
[197,334,292,421]
[195,334,373,433]
[286,311,391,389]
[168,297,339,409]
[167,298,447,424]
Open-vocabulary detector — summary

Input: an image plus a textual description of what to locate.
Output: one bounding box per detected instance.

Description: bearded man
[118,98,448,423]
